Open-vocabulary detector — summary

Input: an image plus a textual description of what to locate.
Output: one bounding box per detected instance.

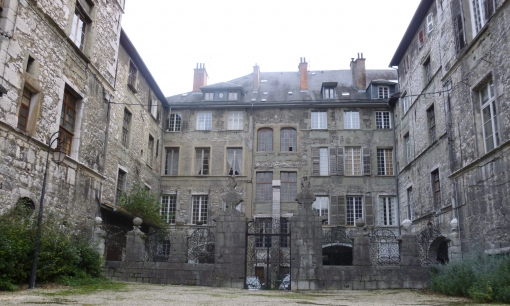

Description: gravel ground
[0,283,498,305]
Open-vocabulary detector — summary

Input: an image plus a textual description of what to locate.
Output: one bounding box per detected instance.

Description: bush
[0,209,102,290]
[430,252,510,303]
[119,184,166,227]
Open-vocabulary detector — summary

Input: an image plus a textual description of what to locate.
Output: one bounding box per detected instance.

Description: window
[345,147,362,176]
[404,54,411,73]
[121,108,131,147]
[344,111,360,129]
[319,148,329,175]
[255,218,272,247]
[346,196,363,226]
[423,57,432,84]
[452,0,466,52]
[161,195,176,224]
[479,80,499,152]
[402,94,410,114]
[59,90,77,155]
[204,92,214,100]
[377,149,394,176]
[197,112,212,130]
[116,168,126,204]
[471,0,495,34]
[311,111,327,129]
[228,111,243,130]
[431,169,441,209]
[69,10,87,50]
[17,87,32,131]
[165,147,179,175]
[407,187,414,220]
[312,196,329,224]
[280,218,290,247]
[195,148,210,175]
[128,61,137,92]
[227,148,242,175]
[418,30,424,48]
[147,135,154,166]
[256,172,272,201]
[376,111,391,129]
[167,113,181,132]
[228,92,238,100]
[281,172,297,202]
[280,128,296,152]
[378,86,389,99]
[427,13,434,32]
[323,87,335,99]
[427,105,436,142]
[257,128,272,152]
[192,195,208,224]
[379,197,396,226]
[404,134,411,164]
[149,96,158,120]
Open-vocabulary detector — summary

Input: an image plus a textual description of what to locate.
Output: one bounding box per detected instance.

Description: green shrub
[0,209,102,290]
[430,252,510,303]
[119,184,166,227]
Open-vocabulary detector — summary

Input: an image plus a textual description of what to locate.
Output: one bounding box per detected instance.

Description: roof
[167,68,397,106]
[389,0,434,67]
[120,29,168,105]
[201,82,243,90]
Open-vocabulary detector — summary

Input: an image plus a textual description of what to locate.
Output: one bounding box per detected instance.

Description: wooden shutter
[329,147,337,175]
[451,0,466,52]
[182,110,190,131]
[337,196,346,226]
[329,196,338,226]
[365,195,374,226]
[362,147,371,175]
[337,147,344,176]
[312,147,320,175]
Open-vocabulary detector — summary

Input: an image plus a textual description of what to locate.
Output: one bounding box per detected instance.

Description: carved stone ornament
[221,175,243,210]
[295,176,316,209]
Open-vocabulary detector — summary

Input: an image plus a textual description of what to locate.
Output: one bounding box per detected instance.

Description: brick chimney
[253,64,260,91]
[193,63,208,92]
[298,57,308,91]
[350,53,366,90]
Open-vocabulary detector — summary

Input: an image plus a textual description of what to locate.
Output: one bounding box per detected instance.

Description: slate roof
[166,68,397,105]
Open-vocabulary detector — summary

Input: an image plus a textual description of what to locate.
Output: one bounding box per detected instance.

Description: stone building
[389,0,510,255]
[0,0,166,235]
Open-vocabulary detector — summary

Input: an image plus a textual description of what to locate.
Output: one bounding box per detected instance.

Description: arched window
[257,128,272,152]
[280,128,296,152]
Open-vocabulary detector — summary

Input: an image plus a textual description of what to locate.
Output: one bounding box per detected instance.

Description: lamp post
[28,131,66,289]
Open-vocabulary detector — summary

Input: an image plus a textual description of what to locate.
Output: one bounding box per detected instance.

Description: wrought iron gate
[246,218,291,290]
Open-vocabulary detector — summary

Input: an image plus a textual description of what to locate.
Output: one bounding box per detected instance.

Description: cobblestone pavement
[0,283,498,305]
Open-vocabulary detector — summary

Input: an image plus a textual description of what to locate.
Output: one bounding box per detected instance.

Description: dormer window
[204,92,214,100]
[321,82,337,100]
[228,92,238,100]
[378,86,389,99]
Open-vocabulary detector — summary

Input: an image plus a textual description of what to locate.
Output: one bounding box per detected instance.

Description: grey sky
[122,0,420,97]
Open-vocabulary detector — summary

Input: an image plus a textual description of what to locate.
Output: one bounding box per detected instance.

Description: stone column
[124,217,146,262]
[448,218,462,262]
[92,217,106,258]
[400,219,421,266]
[351,219,371,266]
[168,229,187,263]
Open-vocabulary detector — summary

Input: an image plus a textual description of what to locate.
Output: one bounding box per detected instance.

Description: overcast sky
[122,0,420,97]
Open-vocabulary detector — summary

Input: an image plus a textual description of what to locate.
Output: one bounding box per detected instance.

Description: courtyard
[0,282,497,305]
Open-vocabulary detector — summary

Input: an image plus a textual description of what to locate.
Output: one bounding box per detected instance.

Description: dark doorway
[322,245,353,265]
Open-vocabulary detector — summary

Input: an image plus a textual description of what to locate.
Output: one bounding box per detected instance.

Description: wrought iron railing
[369,228,400,265]
[144,228,171,262]
[188,228,215,264]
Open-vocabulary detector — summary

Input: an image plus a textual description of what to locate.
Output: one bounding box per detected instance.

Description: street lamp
[28,131,66,289]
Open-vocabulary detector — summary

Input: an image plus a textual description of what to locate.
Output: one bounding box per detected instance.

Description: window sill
[165,130,181,133]
[66,37,91,64]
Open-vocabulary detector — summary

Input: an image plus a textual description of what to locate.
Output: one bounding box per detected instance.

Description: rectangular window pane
[346,196,363,226]
[281,172,297,201]
[192,195,208,224]
[161,195,176,224]
[197,112,212,130]
[256,172,273,201]
[345,147,361,175]
[376,111,391,129]
[168,113,182,131]
[312,196,329,224]
[319,148,329,175]
[280,128,296,152]
[165,148,179,175]
[311,111,327,129]
[228,111,243,130]
[227,148,242,175]
[380,197,395,226]
[344,111,360,129]
[116,169,126,204]
[195,148,210,175]
[377,149,393,176]
[258,129,272,151]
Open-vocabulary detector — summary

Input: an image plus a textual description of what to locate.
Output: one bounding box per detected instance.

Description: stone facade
[390,0,510,255]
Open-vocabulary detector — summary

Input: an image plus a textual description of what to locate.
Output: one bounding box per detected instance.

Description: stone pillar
[448,218,462,261]
[124,217,146,262]
[92,217,105,257]
[400,219,421,266]
[168,229,187,263]
[351,219,371,266]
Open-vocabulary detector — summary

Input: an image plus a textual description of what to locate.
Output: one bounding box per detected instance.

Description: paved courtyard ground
[0,282,500,305]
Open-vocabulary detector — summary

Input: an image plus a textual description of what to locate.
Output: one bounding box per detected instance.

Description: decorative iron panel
[144,229,171,262]
[369,228,400,265]
[188,228,215,264]
[417,226,443,266]
[103,224,127,261]
[246,218,291,290]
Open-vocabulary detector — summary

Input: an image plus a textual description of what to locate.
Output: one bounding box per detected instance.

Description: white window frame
[401,94,410,114]
[345,147,362,176]
[471,0,495,34]
[228,92,238,100]
[204,92,214,100]
[377,148,394,176]
[228,111,243,130]
[375,111,391,129]
[346,196,363,226]
[165,147,179,175]
[192,195,208,224]
[312,196,329,224]
[161,194,176,224]
[195,148,210,175]
[378,86,389,99]
[311,111,327,129]
[379,196,396,226]
[319,148,329,176]
[167,113,182,132]
[197,112,212,130]
[479,80,499,152]
[344,111,360,129]
[323,87,335,99]
[426,13,434,32]
[226,148,242,175]
[69,10,87,50]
